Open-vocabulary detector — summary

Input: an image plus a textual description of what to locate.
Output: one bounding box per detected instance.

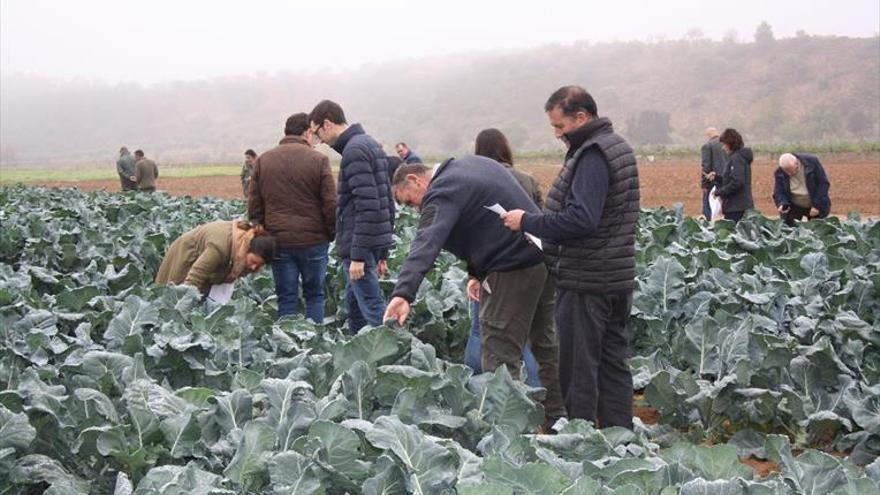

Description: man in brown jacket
[132,149,159,192]
[248,113,337,322]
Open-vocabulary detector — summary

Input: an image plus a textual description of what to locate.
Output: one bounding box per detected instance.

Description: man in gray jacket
[700,128,725,219]
[116,147,137,191]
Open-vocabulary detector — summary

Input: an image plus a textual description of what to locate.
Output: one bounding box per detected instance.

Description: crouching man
[383,158,566,427]
[773,153,831,226]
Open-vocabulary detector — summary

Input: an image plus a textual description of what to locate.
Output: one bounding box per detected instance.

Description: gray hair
[778,153,799,169]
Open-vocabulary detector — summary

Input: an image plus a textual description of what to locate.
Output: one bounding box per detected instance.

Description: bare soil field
[28,157,880,217]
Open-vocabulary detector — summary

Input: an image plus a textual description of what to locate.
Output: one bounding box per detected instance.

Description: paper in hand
[208,283,234,304]
[484,203,543,251]
[484,203,508,215]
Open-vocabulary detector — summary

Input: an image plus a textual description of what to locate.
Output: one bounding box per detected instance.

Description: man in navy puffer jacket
[309,100,395,333]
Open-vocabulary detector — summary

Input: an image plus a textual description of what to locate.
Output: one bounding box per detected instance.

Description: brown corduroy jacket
[247,135,336,248]
[135,158,159,190]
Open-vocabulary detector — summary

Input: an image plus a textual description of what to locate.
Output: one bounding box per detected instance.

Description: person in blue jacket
[773,153,831,226]
[395,142,422,164]
[309,100,395,334]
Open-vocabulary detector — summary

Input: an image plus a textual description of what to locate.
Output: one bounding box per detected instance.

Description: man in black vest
[502,86,640,429]
[384,158,566,425]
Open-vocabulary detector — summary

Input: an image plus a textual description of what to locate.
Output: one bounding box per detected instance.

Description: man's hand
[501,209,525,231]
[129,176,137,182]
[466,277,481,302]
[377,259,388,278]
[809,207,819,218]
[778,204,790,214]
[707,171,717,182]
[383,297,411,326]
[349,260,365,281]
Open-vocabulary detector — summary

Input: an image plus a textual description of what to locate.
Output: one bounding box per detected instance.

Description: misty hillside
[1,33,878,166]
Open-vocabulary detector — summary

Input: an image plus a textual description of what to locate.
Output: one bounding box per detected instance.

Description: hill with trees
[1,26,877,166]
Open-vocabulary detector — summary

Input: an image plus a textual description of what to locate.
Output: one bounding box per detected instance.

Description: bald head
[779,153,800,176]
[705,127,719,139]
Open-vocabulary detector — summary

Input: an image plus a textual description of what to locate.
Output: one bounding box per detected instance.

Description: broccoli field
[0,185,878,494]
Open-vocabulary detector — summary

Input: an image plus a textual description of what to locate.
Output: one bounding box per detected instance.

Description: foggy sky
[2,0,878,85]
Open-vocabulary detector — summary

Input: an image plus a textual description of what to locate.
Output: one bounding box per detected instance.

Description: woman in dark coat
[713,128,754,223]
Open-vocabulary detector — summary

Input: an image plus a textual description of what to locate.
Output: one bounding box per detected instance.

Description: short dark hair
[475,128,514,166]
[309,100,346,126]
[284,113,310,136]
[244,149,257,158]
[719,128,745,151]
[544,85,598,117]
[248,234,277,263]
[134,149,144,158]
[395,142,408,149]
[392,163,431,188]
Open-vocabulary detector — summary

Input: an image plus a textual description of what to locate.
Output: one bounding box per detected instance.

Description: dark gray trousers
[557,288,634,429]
[480,262,566,420]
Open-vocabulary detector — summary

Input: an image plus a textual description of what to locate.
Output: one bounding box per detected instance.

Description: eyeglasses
[311,124,323,142]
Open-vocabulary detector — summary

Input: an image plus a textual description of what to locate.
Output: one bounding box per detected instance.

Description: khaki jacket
[155,221,234,295]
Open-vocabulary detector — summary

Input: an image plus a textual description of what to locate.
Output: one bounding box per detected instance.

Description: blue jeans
[271,242,329,323]
[465,300,541,387]
[343,250,386,334]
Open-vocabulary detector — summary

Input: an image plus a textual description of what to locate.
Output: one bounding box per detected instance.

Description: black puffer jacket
[331,124,395,261]
[716,147,754,213]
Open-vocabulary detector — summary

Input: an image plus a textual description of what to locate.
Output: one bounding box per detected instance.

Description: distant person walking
[132,150,159,192]
[395,142,422,164]
[309,100,395,333]
[467,127,543,387]
[700,127,726,219]
[116,146,137,191]
[248,113,337,322]
[773,153,831,226]
[712,129,754,223]
[241,149,257,197]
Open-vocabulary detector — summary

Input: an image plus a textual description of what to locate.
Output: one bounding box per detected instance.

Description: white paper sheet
[484,203,543,251]
[208,282,234,304]
[708,186,723,220]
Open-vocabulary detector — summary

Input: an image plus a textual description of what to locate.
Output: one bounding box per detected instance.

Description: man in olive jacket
[503,86,640,429]
[155,220,275,296]
[248,113,336,322]
[116,146,137,191]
